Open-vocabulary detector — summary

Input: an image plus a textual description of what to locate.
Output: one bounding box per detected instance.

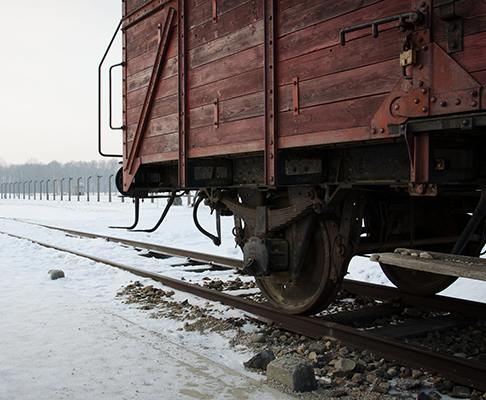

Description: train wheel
[256,217,348,314]
[379,210,458,296]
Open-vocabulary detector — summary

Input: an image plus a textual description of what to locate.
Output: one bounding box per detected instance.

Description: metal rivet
[394,104,400,110]
[422,45,428,51]
[471,101,478,107]
[440,101,447,107]
[463,120,470,126]
[431,97,436,103]
[454,99,461,105]
[380,128,385,133]
[414,98,420,104]
[418,64,423,69]
[422,88,427,94]
[422,107,428,113]
[418,80,424,87]
[471,90,478,97]
[371,128,377,134]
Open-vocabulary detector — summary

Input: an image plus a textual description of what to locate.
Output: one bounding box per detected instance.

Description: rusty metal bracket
[340,11,423,45]
[439,2,463,53]
[210,188,325,233]
[292,77,299,115]
[213,98,219,128]
[212,0,217,23]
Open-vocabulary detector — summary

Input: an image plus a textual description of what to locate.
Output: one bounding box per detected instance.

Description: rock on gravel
[267,356,317,392]
[244,350,275,370]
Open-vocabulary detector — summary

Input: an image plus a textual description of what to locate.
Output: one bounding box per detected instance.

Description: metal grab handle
[109,62,125,131]
[98,19,123,158]
[340,11,423,46]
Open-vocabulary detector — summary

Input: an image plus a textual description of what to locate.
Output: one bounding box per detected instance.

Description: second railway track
[1,220,486,393]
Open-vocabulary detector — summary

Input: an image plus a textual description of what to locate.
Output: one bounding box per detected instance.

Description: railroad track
[1,221,486,392]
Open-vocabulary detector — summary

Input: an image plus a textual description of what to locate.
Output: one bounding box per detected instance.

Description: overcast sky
[0,0,123,165]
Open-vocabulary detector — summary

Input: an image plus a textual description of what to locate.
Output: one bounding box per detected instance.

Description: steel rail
[1,229,486,391]
[6,220,486,319]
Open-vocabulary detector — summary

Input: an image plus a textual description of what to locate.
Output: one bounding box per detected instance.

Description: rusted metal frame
[404,128,429,183]
[263,0,277,186]
[178,0,188,188]
[124,7,176,190]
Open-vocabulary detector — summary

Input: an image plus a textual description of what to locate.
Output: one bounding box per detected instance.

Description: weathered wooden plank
[188,44,263,89]
[189,91,264,130]
[278,127,370,150]
[188,19,263,69]
[278,60,399,112]
[127,93,178,126]
[188,115,264,149]
[127,35,177,76]
[127,75,178,113]
[277,0,382,38]
[277,0,410,63]
[439,31,486,73]
[188,140,264,158]
[278,94,387,138]
[138,132,179,155]
[278,28,402,87]
[187,0,255,31]
[141,150,179,164]
[187,0,263,49]
[126,55,178,94]
[188,68,263,110]
[126,0,155,16]
[126,112,179,141]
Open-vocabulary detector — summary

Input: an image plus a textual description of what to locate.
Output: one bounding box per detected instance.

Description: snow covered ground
[0,196,485,399]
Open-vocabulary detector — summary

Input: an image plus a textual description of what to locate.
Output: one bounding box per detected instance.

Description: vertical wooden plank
[264,0,276,186]
[178,0,188,188]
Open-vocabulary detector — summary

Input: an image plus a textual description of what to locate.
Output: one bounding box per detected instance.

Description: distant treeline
[0,159,120,193]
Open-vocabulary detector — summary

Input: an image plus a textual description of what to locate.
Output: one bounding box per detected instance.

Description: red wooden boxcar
[103,0,486,313]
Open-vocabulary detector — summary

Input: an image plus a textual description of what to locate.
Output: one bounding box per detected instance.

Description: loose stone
[266,356,317,392]
[244,349,275,370]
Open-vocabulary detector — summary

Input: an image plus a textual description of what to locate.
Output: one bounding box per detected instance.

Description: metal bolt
[422,88,427,94]
[371,128,377,134]
[380,128,385,133]
[418,63,423,69]
[418,80,424,87]
[414,98,420,104]
[422,107,428,113]
[394,104,400,110]
[431,97,436,103]
[422,45,428,51]
[454,99,461,105]
[471,101,478,107]
[471,90,478,97]
[462,119,470,126]
[440,101,447,107]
